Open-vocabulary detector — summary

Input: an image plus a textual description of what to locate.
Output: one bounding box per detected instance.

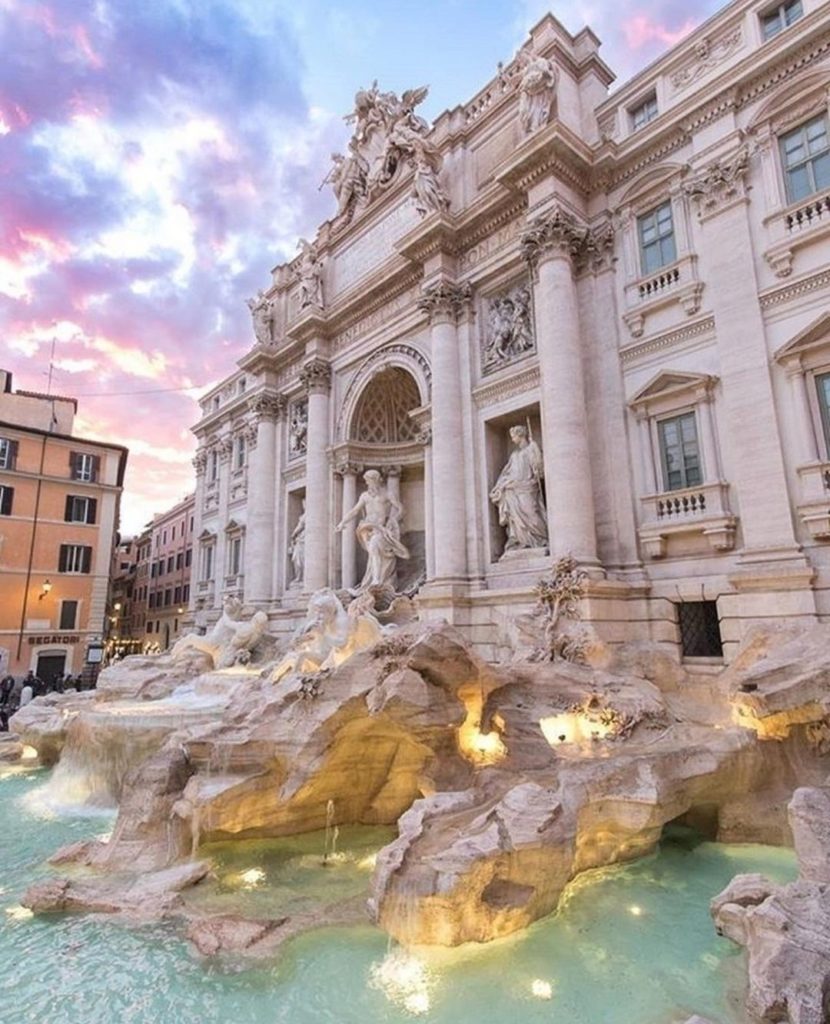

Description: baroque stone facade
[192,0,830,662]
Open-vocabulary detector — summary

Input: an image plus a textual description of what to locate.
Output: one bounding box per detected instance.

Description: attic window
[761,0,803,40]
[631,93,658,131]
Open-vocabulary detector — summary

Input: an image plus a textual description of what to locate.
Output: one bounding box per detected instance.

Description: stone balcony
[763,190,830,277]
[638,480,737,559]
[796,461,830,539]
[622,254,704,338]
[224,573,245,595]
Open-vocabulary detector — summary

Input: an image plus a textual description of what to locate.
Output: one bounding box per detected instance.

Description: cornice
[472,362,540,408]
[759,267,830,311]
[619,315,715,364]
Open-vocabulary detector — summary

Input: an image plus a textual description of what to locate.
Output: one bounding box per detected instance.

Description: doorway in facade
[36,653,66,687]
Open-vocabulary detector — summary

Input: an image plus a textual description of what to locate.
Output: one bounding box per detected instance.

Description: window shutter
[91,455,101,482]
[8,441,18,469]
[58,545,68,572]
[81,546,92,574]
[69,451,79,478]
[65,495,74,522]
[0,487,12,515]
[87,497,97,524]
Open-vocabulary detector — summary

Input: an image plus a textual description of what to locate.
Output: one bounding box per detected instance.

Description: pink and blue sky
[0,0,721,535]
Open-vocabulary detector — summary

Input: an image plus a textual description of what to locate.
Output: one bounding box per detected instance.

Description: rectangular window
[209,451,218,482]
[229,536,242,576]
[780,114,830,203]
[631,92,658,131]
[166,556,174,573]
[0,484,13,516]
[176,552,183,570]
[69,451,99,482]
[58,544,92,574]
[164,589,172,606]
[185,548,192,568]
[202,546,214,582]
[0,438,18,470]
[761,0,803,40]
[816,372,830,457]
[183,584,190,602]
[235,435,246,471]
[174,585,182,604]
[638,201,677,275]
[677,601,723,658]
[59,600,78,630]
[658,412,702,491]
[64,495,97,524]
[189,516,194,532]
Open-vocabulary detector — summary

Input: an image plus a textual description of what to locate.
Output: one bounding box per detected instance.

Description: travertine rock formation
[711,786,830,1024]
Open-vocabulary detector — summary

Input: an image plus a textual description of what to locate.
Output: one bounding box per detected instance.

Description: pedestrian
[0,671,14,707]
[22,669,44,699]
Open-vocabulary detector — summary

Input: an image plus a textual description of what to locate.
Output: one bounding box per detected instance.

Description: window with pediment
[351,367,420,445]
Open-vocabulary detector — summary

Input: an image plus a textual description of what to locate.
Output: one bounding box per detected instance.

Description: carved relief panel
[481,280,535,374]
[288,398,308,460]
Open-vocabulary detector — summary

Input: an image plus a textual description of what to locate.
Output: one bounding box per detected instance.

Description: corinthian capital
[417,280,472,324]
[520,204,589,267]
[192,450,208,475]
[299,358,332,394]
[248,392,286,422]
[581,219,616,273]
[683,146,750,218]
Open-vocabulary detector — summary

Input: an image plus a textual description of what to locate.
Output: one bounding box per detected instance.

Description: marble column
[244,393,284,605]
[418,282,469,582]
[214,436,233,608]
[300,359,332,592]
[521,204,600,568]
[337,462,359,591]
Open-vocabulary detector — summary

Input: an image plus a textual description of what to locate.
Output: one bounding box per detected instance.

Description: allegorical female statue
[289,500,306,587]
[490,424,548,553]
[336,469,409,592]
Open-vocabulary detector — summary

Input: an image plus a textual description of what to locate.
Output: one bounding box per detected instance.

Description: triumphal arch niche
[333,353,429,597]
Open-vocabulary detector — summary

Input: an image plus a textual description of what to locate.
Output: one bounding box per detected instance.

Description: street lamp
[38,579,52,601]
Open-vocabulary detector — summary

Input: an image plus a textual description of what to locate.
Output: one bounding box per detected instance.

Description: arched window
[351,368,420,444]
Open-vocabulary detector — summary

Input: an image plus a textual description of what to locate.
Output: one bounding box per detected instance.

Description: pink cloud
[622,13,696,50]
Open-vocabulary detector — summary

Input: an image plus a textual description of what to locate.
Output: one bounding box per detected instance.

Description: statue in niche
[336,469,409,593]
[246,290,273,346]
[517,50,557,135]
[490,424,548,553]
[270,588,384,684]
[483,286,534,370]
[288,400,308,457]
[296,238,324,309]
[289,501,306,588]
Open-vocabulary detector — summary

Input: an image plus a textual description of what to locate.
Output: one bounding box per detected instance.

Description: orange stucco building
[0,370,128,682]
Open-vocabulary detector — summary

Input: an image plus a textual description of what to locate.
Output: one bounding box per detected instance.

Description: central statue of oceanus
[336,469,409,592]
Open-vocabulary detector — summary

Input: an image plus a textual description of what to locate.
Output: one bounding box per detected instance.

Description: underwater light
[531,978,553,1000]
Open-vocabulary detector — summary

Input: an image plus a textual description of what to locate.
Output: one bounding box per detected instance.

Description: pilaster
[300,358,332,592]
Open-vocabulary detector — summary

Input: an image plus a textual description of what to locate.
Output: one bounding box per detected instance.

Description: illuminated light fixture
[629,904,643,916]
[531,979,553,1000]
[38,579,52,601]
[177,607,185,614]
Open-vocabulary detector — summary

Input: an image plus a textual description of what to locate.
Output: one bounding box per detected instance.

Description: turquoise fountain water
[1,764,797,1024]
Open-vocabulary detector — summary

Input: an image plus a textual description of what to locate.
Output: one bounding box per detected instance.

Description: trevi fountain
[4,4,830,1023]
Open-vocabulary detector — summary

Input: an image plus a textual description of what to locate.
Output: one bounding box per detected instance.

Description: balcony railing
[785,192,830,234]
[796,460,830,539]
[638,264,680,301]
[639,481,736,557]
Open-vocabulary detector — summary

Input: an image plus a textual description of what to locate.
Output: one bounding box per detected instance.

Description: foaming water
[0,766,797,1024]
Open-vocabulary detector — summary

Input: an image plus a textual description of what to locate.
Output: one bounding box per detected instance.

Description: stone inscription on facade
[329,201,421,298]
[333,285,420,349]
[459,218,523,271]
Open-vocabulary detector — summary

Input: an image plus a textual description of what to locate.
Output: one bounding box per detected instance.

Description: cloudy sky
[0,0,721,535]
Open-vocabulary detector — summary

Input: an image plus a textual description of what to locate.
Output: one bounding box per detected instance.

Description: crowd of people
[0,669,94,731]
